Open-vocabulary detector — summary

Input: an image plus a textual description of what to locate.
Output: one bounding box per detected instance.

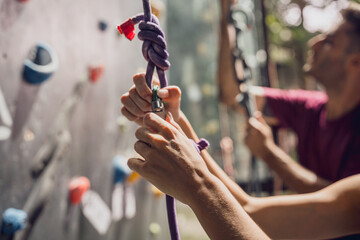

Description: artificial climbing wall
[0,0,172,239]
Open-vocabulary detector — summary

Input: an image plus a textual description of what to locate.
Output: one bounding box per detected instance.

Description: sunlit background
[167,0,358,239]
[1,0,359,239]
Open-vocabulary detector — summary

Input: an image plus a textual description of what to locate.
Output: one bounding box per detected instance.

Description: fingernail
[158,89,169,98]
[254,111,262,118]
[249,117,257,125]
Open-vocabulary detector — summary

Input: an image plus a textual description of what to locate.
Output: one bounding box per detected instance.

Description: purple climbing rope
[118,7,170,88]
[118,2,210,239]
[118,1,177,239]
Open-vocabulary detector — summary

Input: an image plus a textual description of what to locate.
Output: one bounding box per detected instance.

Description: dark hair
[342,3,360,51]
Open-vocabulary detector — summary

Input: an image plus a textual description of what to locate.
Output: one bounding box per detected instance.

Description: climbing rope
[117,1,170,88]
[118,0,177,238]
[118,1,209,239]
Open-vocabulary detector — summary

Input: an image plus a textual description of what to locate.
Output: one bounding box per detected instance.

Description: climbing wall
[0,0,171,239]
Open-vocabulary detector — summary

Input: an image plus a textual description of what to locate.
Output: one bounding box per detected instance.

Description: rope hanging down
[117,1,177,239]
[118,2,209,239]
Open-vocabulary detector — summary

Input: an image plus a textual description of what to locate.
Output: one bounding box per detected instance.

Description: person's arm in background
[217,0,240,106]
[245,112,331,193]
[243,174,360,239]
[217,0,331,193]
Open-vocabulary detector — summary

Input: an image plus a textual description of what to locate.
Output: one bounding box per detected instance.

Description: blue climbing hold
[98,20,108,31]
[23,42,58,85]
[113,155,132,184]
[1,208,27,235]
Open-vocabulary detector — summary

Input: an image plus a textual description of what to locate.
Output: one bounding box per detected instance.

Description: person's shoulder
[297,90,327,109]
[263,87,327,107]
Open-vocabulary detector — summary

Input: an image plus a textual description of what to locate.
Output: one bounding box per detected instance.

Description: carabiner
[151,85,166,119]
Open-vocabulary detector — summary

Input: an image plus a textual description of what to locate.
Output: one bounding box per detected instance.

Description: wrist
[261,141,279,163]
[186,171,223,208]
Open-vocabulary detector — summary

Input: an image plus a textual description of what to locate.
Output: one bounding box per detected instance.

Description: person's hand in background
[245,111,275,161]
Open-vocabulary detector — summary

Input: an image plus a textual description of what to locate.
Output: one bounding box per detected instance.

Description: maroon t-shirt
[263,87,360,181]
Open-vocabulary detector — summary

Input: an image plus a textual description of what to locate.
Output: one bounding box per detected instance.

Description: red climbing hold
[89,65,104,83]
[117,18,135,40]
[69,177,90,205]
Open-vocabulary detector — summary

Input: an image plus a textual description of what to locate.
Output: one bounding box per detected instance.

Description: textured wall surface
[0,0,170,239]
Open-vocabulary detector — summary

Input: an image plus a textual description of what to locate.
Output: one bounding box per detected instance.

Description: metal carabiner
[151,85,166,119]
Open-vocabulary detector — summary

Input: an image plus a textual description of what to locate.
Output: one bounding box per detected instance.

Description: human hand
[244,111,275,160]
[127,112,209,205]
[120,73,181,125]
[220,136,233,154]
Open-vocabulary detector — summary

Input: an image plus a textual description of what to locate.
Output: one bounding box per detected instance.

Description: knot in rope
[118,14,170,88]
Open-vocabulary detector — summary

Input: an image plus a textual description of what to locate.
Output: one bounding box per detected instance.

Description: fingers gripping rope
[118,13,170,89]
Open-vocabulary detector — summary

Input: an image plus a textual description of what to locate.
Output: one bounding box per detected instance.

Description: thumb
[158,86,181,102]
[254,111,268,126]
[127,158,145,175]
[249,117,260,130]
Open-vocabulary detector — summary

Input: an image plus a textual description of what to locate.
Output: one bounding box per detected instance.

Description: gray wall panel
[0,0,170,239]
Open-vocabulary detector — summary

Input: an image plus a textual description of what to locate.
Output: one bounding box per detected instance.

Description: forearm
[217,0,240,106]
[188,173,269,240]
[177,111,200,142]
[263,142,331,193]
[177,111,250,205]
[245,175,360,239]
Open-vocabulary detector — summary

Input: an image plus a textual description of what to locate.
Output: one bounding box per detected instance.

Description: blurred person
[120,74,360,240]
[218,1,360,193]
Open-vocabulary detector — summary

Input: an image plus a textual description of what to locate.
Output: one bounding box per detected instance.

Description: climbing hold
[23,42,58,84]
[116,115,129,133]
[117,18,136,40]
[98,20,108,31]
[68,177,90,205]
[127,171,141,184]
[151,0,165,18]
[149,222,161,236]
[113,155,132,184]
[1,208,27,235]
[151,185,163,198]
[88,65,104,83]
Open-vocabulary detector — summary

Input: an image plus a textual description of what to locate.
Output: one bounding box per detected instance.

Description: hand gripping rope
[118,1,208,239]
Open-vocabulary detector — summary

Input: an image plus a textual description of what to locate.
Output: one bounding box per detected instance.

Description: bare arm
[246,113,332,193]
[217,0,241,106]
[217,0,332,193]
[128,113,270,240]
[177,110,250,205]
[259,140,331,193]
[188,170,270,240]
[244,174,360,239]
